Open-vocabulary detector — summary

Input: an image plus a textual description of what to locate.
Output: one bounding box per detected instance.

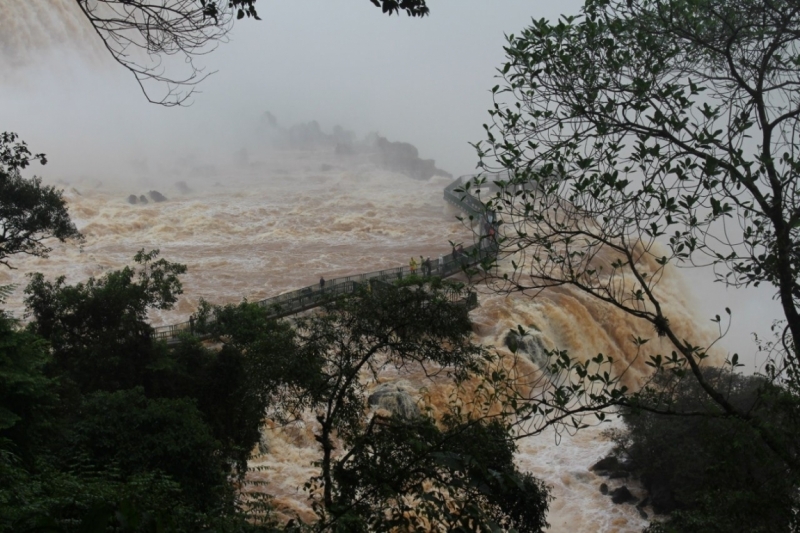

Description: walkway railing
[153,173,497,343]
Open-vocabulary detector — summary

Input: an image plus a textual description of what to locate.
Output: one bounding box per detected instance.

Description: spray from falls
[0,1,101,73]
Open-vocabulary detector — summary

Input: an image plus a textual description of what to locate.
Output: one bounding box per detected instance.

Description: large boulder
[127,194,138,205]
[373,135,452,180]
[590,456,622,472]
[505,330,550,369]
[609,486,637,505]
[138,195,149,204]
[148,190,168,202]
[368,382,420,419]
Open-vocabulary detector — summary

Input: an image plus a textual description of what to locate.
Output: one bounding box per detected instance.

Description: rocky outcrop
[148,190,168,202]
[610,486,637,505]
[504,330,549,369]
[138,195,148,204]
[127,194,138,205]
[591,456,622,472]
[373,135,452,181]
[368,382,420,419]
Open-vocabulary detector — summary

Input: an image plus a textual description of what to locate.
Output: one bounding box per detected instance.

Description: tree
[610,369,799,533]
[257,280,550,531]
[24,249,186,397]
[0,132,81,269]
[73,0,430,106]
[472,0,800,475]
[9,253,290,531]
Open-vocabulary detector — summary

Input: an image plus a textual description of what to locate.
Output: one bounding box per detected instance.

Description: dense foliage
[1,250,282,531]
[465,0,800,527]
[611,369,800,532]
[0,132,81,268]
[473,0,800,473]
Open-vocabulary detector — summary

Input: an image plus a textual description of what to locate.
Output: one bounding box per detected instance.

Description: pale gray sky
[1,1,583,178]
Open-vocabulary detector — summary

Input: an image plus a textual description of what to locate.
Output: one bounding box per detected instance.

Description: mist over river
[1,151,718,532]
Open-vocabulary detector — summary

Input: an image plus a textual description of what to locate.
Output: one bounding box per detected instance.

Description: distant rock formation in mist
[256,113,452,180]
[138,195,148,204]
[268,119,356,151]
[127,195,138,205]
[371,135,452,181]
[149,190,168,202]
[175,181,192,194]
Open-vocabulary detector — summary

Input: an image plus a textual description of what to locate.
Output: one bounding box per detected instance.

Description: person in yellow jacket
[409,257,417,274]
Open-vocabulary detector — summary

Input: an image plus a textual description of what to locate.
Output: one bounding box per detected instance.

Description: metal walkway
[153,174,497,344]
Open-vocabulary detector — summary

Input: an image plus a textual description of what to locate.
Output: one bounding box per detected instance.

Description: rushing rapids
[0,151,716,531]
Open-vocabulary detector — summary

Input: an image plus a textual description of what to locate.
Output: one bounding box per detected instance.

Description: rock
[127,194,138,205]
[504,330,549,368]
[175,181,191,194]
[599,483,609,495]
[373,135,452,180]
[609,470,630,479]
[590,456,622,473]
[138,195,149,204]
[638,507,649,520]
[148,190,168,202]
[368,382,420,419]
[610,486,637,505]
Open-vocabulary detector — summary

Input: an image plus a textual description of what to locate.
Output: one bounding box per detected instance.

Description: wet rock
[609,470,630,479]
[599,483,609,495]
[148,190,168,202]
[610,486,637,505]
[127,194,138,205]
[638,508,649,520]
[504,330,549,368]
[175,181,191,194]
[590,456,622,473]
[373,135,452,180]
[138,195,149,204]
[368,382,420,419]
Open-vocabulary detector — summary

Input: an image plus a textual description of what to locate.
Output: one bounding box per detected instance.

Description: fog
[1,1,577,180]
[0,0,785,367]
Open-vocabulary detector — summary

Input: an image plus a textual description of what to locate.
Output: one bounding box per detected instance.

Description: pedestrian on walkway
[409,257,417,274]
[320,276,325,291]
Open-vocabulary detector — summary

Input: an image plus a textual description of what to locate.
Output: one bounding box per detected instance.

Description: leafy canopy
[471,0,800,506]
[0,132,81,269]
